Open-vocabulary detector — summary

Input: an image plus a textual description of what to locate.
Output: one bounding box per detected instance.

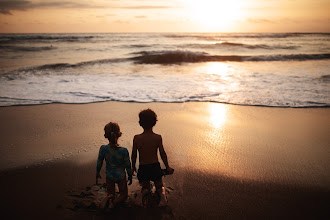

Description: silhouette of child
[131,109,174,206]
[96,122,132,209]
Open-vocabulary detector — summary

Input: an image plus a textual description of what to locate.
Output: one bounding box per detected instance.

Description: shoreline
[0,101,329,219]
[1,100,330,109]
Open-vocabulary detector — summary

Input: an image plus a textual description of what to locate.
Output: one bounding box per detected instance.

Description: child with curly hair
[131,109,174,206]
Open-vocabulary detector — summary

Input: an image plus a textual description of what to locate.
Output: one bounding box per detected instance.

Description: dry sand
[0,102,329,219]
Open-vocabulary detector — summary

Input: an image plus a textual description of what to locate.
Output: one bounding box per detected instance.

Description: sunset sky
[0,0,329,33]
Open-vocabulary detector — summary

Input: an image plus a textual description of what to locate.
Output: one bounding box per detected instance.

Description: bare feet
[158,187,167,207]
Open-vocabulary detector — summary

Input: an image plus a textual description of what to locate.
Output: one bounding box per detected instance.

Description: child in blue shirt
[96,122,132,209]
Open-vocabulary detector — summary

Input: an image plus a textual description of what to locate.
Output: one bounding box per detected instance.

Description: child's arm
[123,149,133,185]
[131,136,138,174]
[158,136,173,172]
[96,146,104,184]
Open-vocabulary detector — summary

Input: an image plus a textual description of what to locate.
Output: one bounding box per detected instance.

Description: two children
[96,109,173,209]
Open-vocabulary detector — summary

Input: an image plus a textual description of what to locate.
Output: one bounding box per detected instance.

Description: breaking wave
[0,34,96,44]
[0,32,328,108]
[15,58,125,72]
[0,45,55,52]
[130,50,330,64]
[319,75,330,82]
[215,42,298,50]
[165,33,330,40]
[3,51,329,76]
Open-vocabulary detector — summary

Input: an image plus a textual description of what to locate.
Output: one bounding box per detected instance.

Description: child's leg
[106,179,115,197]
[140,181,151,192]
[140,181,151,207]
[155,179,167,206]
[154,179,163,193]
[112,178,128,205]
[99,179,115,209]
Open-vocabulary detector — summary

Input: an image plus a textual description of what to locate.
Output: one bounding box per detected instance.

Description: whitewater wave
[130,50,330,64]
[1,33,329,108]
[0,34,96,44]
[165,33,330,40]
[319,75,330,82]
[245,54,330,61]
[2,51,329,76]
[33,58,126,69]
[122,44,154,48]
[0,58,127,79]
[215,42,298,50]
[0,41,299,53]
[0,45,55,52]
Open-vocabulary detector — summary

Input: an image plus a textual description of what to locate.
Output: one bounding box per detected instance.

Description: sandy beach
[0,102,329,219]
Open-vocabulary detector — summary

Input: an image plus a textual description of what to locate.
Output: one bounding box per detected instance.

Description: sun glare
[204,62,230,76]
[209,103,227,129]
[182,0,245,31]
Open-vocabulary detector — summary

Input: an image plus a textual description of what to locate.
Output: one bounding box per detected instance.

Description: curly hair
[104,122,121,145]
[139,108,158,129]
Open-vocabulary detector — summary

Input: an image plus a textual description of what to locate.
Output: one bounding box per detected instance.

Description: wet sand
[0,102,329,219]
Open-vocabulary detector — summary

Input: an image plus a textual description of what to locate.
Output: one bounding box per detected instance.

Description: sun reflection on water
[187,103,229,176]
[203,62,239,89]
[209,103,227,129]
[204,62,230,76]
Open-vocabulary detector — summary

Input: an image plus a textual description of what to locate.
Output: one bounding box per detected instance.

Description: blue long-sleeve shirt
[96,145,132,182]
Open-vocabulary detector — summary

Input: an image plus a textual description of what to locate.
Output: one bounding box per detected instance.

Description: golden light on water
[209,103,227,129]
[202,62,239,92]
[204,62,230,76]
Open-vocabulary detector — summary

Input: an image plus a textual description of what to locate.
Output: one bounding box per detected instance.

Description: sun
[181,0,245,31]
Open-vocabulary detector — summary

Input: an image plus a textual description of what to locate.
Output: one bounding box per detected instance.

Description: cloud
[0,0,31,14]
[0,0,101,15]
[247,18,274,24]
[135,15,147,18]
[118,6,176,9]
[115,19,130,24]
[0,0,178,15]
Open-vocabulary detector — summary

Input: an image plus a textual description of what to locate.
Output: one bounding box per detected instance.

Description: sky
[0,0,329,33]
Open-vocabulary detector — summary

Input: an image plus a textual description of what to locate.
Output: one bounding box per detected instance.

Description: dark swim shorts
[137,162,163,183]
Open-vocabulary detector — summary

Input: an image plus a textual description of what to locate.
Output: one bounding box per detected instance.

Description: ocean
[0,33,329,107]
